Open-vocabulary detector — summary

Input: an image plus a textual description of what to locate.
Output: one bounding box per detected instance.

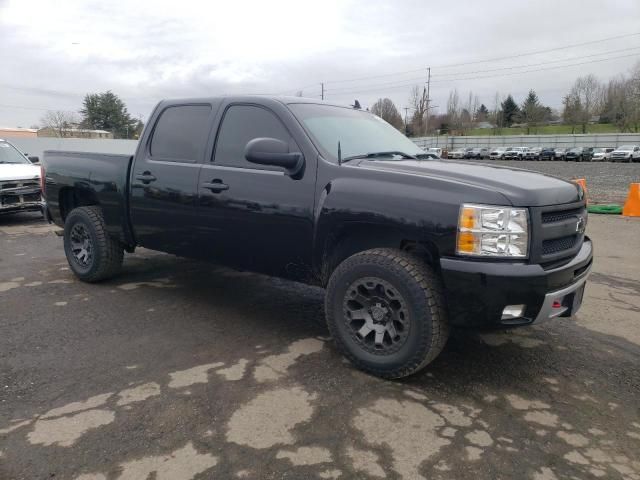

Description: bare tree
[461,91,479,133]
[602,75,633,132]
[568,75,603,133]
[629,61,640,131]
[562,93,581,134]
[40,110,79,137]
[447,89,462,134]
[409,85,429,136]
[370,98,404,130]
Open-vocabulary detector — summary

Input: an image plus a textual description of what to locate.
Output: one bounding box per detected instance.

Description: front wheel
[325,248,449,379]
[63,206,124,282]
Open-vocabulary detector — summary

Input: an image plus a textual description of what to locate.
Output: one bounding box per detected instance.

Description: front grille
[0,179,41,208]
[542,235,577,254]
[542,208,583,224]
[531,202,586,268]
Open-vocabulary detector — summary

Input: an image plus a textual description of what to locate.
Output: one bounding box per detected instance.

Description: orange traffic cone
[623,183,640,217]
[573,178,588,204]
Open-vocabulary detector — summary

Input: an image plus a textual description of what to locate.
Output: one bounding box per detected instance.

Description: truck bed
[43,150,134,244]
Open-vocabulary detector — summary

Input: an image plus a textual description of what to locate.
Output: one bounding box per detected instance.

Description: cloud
[1,0,639,126]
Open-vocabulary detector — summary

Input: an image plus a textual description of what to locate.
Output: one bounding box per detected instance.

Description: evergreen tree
[80,91,138,139]
[476,104,489,122]
[521,90,544,133]
[500,95,520,127]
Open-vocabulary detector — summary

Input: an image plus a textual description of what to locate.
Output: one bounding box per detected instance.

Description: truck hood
[0,163,40,181]
[354,159,581,207]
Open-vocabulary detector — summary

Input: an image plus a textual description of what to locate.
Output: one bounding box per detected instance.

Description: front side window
[214,105,293,169]
[150,105,211,161]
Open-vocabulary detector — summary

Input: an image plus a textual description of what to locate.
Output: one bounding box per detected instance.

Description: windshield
[593,148,604,153]
[288,103,423,162]
[0,141,31,164]
[617,145,634,151]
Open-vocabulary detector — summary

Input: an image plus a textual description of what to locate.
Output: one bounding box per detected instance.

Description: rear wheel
[325,248,449,379]
[63,206,124,282]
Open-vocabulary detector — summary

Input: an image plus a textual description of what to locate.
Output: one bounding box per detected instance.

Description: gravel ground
[484,160,640,204]
[1,213,640,480]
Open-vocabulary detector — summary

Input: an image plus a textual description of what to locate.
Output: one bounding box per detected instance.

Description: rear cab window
[150,105,212,162]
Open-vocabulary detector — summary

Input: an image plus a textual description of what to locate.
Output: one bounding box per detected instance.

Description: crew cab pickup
[504,147,528,160]
[42,96,593,379]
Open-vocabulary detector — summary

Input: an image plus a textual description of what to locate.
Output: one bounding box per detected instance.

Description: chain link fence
[412,133,640,150]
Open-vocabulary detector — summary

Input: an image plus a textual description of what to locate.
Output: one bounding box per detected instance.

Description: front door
[129,104,212,255]
[197,103,316,280]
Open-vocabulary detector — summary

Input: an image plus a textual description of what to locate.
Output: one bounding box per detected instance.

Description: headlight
[457,204,529,258]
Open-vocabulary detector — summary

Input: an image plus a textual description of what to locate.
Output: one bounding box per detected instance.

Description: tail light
[40,164,46,198]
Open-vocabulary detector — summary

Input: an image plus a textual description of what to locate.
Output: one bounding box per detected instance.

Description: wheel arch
[58,186,100,223]
[318,223,440,287]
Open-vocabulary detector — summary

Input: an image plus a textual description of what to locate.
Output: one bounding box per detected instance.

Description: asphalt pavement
[1,212,639,480]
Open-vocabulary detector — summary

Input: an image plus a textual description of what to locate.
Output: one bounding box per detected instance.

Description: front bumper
[0,180,43,215]
[440,238,593,328]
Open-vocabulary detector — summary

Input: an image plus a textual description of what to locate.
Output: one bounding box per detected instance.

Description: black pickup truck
[42,96,592,378]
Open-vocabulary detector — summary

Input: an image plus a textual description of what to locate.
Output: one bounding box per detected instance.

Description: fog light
[502,304,526,320]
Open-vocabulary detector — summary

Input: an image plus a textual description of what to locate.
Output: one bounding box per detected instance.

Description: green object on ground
[587,204,622,214]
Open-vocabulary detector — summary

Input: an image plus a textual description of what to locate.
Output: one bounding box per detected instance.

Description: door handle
[135,172,157,184]
[202,179,229,193]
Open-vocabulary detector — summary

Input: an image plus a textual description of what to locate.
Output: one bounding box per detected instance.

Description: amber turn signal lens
[457,231,476,253]
[459,207,476,230]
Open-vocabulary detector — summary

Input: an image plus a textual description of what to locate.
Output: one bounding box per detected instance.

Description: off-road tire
[325,248,449,379]
[63,206,123,282]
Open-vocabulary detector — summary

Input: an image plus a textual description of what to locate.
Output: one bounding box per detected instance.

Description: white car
[504,147,529,160]
[610,145,640,163]
[447,149,467,159]
[489,147,509,160]
[0,139,43,215]
[427,147,443,158]
[591,147,615,162]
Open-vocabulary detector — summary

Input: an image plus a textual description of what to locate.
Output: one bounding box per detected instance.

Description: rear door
[129,103,214,255]
[196,102,316,279]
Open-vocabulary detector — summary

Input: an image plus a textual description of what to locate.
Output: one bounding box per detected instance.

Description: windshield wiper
[342,151,418,163]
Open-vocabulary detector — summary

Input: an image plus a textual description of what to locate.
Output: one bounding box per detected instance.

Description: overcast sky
[1,0,639,128]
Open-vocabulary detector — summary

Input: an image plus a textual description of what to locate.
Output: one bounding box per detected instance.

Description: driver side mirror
[28,156,40,163]
[245,137,304,177]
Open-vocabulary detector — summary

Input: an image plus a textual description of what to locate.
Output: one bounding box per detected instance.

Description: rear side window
[150,105,211,161]
[214,105,293,169]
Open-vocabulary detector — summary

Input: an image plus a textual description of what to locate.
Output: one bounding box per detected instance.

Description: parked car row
[433,145,640,162]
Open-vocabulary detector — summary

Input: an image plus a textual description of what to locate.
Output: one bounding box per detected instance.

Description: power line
[323,46,640,94]
[432,45,640,78]
[319,31,640,85]
[323,51,639,96]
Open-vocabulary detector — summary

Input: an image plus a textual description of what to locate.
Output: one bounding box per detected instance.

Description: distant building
[37,127,114,139]
[475,122,495,129]
[0,127,38,138]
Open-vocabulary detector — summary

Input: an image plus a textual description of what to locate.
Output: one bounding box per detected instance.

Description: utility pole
[404,107,409,135]
[321,83,324,100]
[425,67,431,135]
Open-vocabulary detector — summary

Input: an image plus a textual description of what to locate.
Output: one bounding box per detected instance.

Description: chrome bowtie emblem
[576,217,586,234]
